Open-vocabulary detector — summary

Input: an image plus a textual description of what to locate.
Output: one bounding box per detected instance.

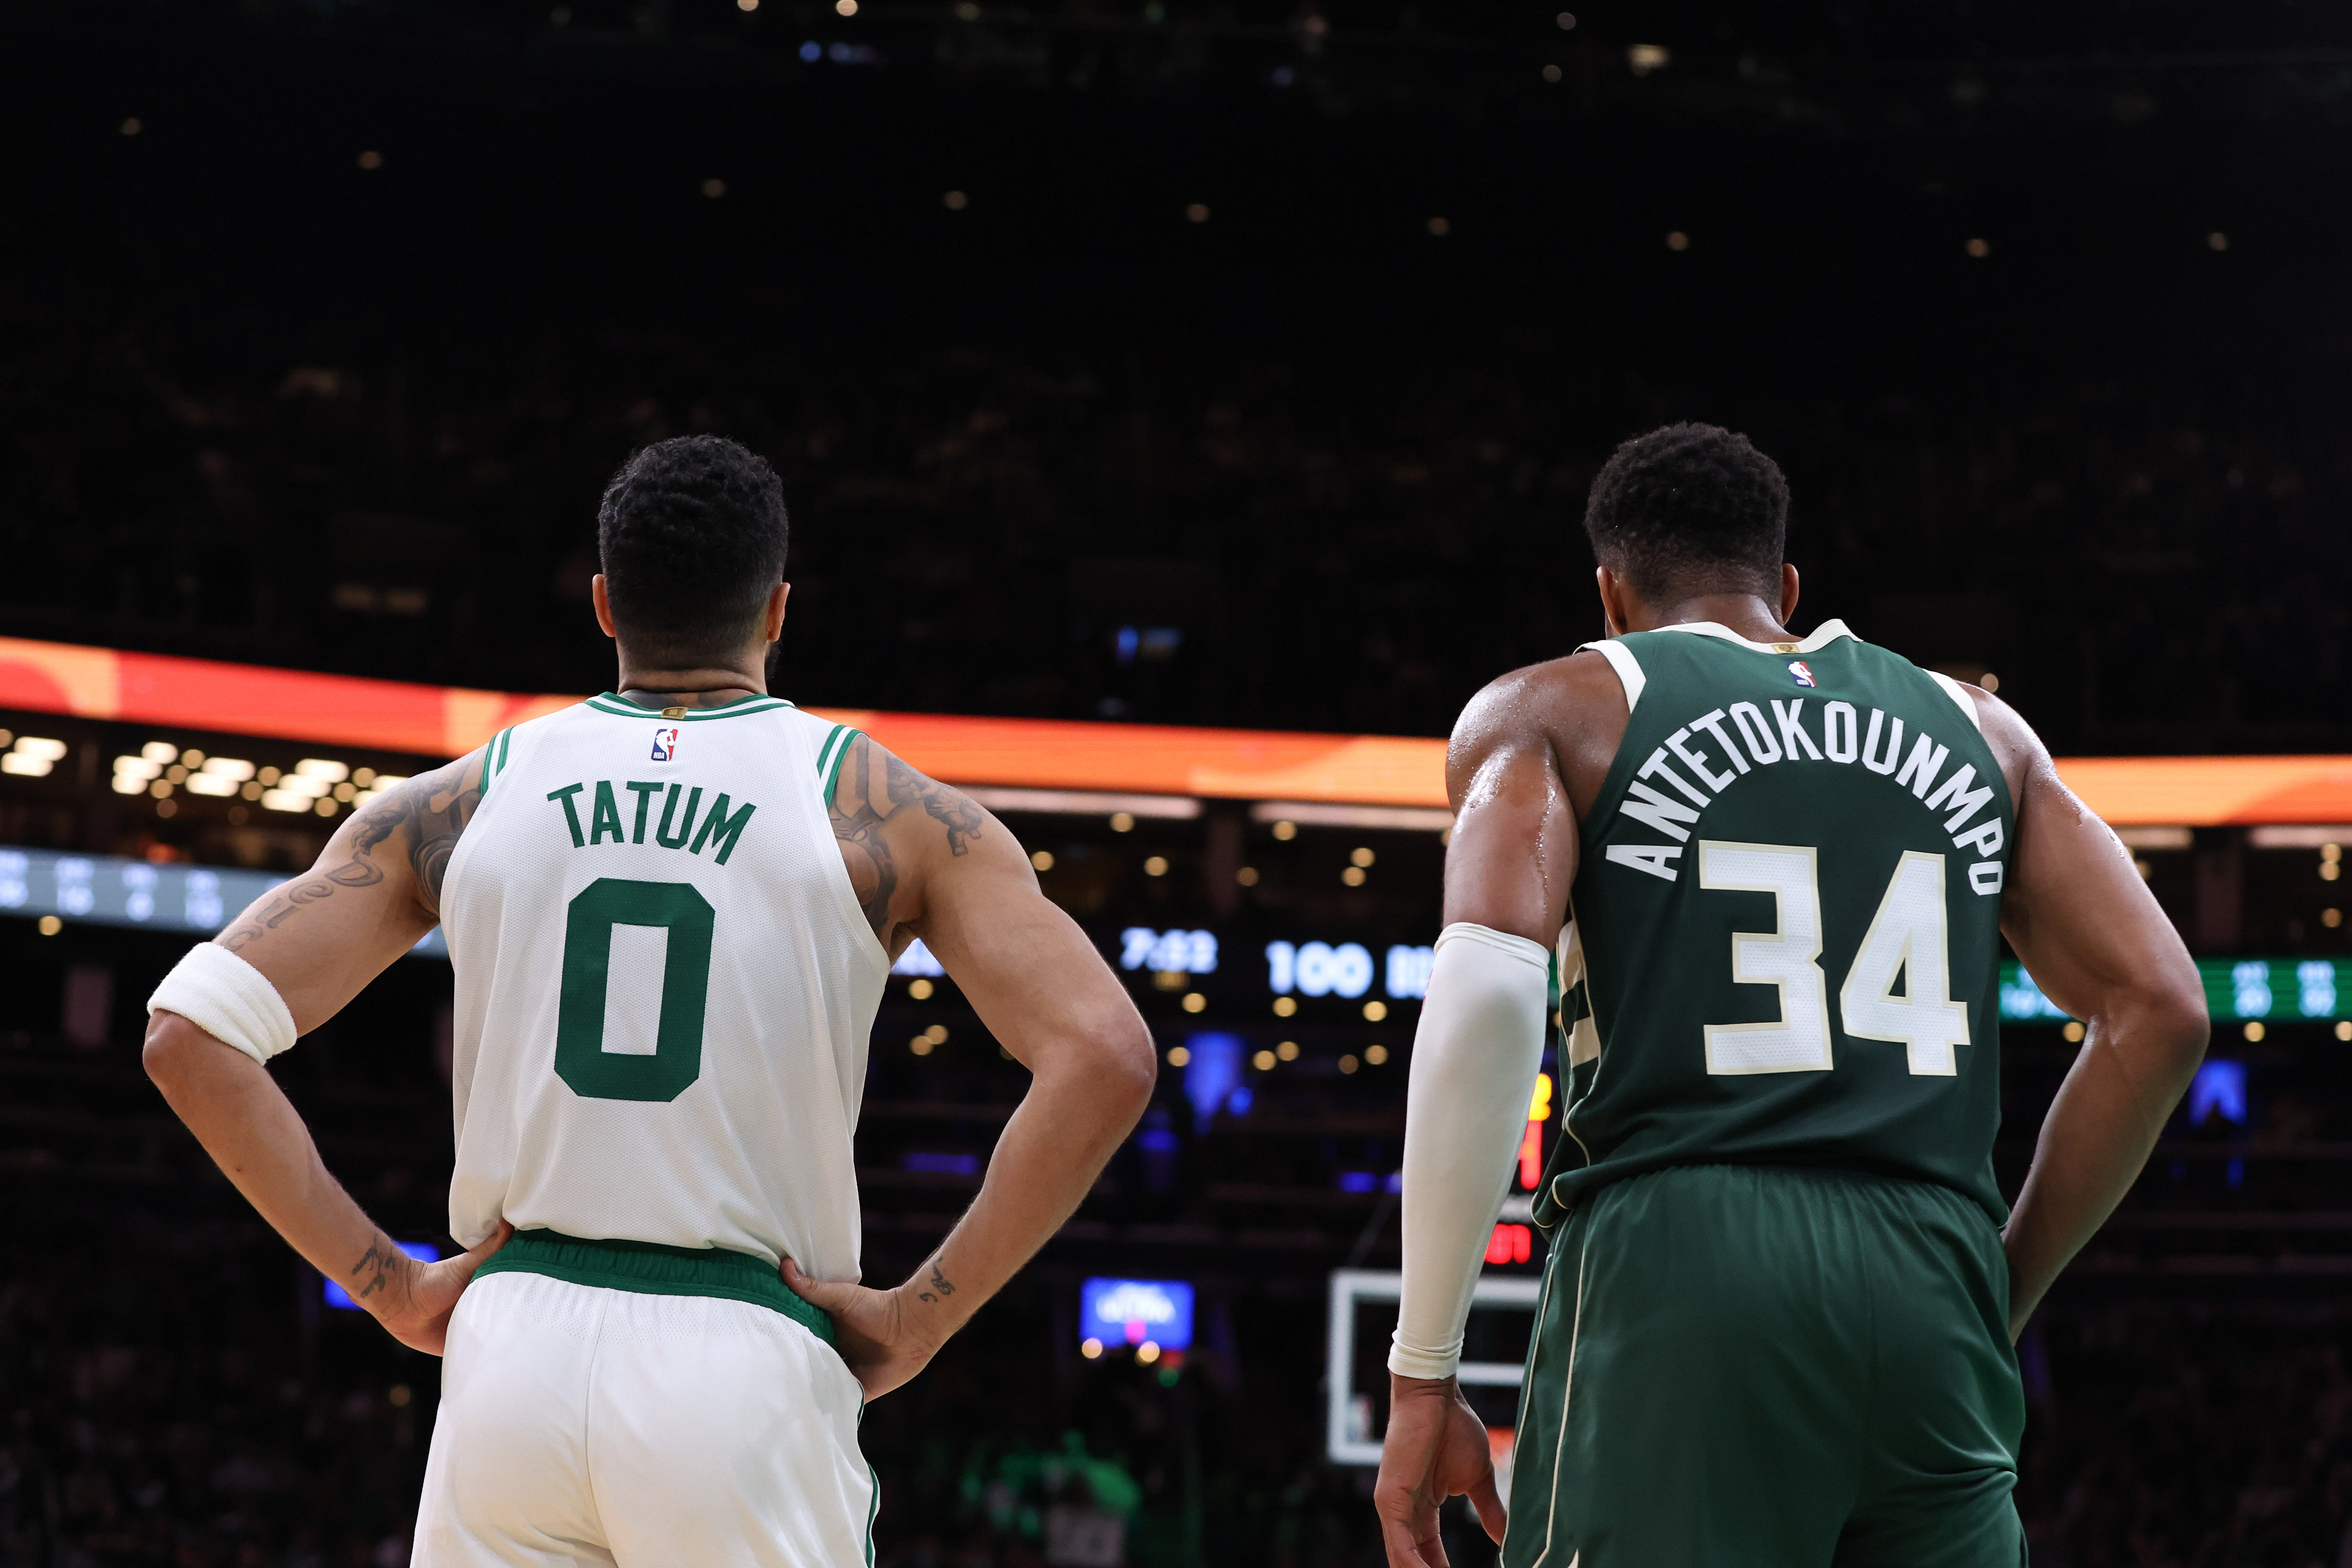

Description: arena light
[2249,826,2351,848]
[967,787,1201,819]
[1249,802,1452,832]
[4,636,2352,822]
[1079,1278,1194,1352]
[1,739,59,776]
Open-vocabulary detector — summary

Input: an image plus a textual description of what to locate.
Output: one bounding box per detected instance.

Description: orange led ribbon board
[1,636,2346,823]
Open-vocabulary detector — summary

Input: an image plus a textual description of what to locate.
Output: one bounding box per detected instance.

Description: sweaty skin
[145,574,1155,1391]
[1372,562,2207,1568]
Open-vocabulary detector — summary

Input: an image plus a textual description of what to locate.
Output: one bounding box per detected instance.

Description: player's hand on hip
[782,1257,943,1401]
[1373,1374,1506,1568]
[368,1221,513,1357]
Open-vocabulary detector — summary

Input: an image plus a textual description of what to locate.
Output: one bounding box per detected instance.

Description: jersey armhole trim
[479,726,516,798]
[1575,639,1646,712]
[1925,670,1985,733]
[816,724,864,804]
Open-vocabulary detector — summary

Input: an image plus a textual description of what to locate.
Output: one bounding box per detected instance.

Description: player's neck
[1620,594,1792,644]
[612,650,770,709]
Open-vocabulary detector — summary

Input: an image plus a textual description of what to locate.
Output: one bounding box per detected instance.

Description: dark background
[5,3,2352,1566]
[8,0,2352,746]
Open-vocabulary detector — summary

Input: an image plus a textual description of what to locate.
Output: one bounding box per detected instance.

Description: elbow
[1086,1018,1158,1129]
[2098,972,2209,1083]
[2153,967,2212,1073]
[2157,994,2212,1080]
[142,1010,200,1095]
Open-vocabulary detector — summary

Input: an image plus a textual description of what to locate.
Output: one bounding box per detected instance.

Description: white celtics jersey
[439,693,888,1281]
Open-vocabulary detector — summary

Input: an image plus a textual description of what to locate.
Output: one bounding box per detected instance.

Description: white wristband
[147,942,298,1066]
[1388,922,1551,1381]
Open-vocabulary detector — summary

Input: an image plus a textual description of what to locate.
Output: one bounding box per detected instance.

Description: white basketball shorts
[413,1271,876,1566]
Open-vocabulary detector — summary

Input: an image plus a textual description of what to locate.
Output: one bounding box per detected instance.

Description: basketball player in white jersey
[140,435,1158,1565]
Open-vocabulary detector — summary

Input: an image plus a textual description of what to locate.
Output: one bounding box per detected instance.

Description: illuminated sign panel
[0,846,447,956]
[1265,939,1434,1000]
[2000,959,2350,1023]
[1385,945,1434,999]
[1079,1277,1196,1352]
[1266,940,1374,999]
[1120,928,1218,975]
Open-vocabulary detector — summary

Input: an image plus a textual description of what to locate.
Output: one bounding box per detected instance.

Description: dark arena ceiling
[5,0,2351,748]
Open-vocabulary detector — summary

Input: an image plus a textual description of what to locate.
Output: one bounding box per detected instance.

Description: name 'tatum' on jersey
[439,694,889,1280]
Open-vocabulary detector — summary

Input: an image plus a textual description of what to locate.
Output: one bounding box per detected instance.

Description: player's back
[439,692,887,1278]
[1548,619,2015,1223]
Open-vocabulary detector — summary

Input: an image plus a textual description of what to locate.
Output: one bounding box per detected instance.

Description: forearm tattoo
[916,1258,957,1305]
[827,737,986,942]
[218,753,484,950]
[349,1235,405,1304]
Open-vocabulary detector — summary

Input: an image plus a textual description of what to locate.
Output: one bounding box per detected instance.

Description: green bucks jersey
[1544,621,2015,1224]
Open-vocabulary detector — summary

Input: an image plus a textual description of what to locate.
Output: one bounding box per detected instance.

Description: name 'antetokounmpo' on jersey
[1601,676,2006,895]
[1540,621,2021,1227]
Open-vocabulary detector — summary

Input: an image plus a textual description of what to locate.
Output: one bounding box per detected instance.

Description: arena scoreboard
[2001,958,2348,1024]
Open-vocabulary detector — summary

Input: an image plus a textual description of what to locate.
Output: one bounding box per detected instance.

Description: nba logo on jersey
[1787,660,1817,688]
[650,726,681,762]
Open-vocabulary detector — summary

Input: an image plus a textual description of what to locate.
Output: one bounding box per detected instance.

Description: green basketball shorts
[1502,1163,2026,1568]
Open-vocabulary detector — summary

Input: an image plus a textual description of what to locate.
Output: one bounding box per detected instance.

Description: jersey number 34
[1697,841,1970,1078]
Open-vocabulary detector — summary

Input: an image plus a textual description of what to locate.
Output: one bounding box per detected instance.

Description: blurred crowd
[2018,1309,2352,1568]
[4,1186,2350,1567]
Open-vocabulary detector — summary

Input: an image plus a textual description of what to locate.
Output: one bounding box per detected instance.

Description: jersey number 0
[554,878,717,1102]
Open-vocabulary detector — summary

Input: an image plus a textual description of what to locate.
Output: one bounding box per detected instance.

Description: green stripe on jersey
[582,693,796,721]
[818,726,864,804]
[479,726,515,798]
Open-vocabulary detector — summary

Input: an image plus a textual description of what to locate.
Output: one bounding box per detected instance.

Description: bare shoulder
[1452,650,1623,745]
[1952,683,2050,820]
[825,733,1009,950]
[1450,649,1630,816]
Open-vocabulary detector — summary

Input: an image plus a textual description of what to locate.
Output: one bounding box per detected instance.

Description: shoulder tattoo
[217,753,485,951]
[827,736,986,941]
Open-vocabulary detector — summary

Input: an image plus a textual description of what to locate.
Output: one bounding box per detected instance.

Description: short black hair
[597,436,789,667]
[1583,422,1789,600]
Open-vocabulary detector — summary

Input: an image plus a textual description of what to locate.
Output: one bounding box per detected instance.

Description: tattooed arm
[212,749,486,1024]
[142,747,508,1355]
[788,736,1156,1399]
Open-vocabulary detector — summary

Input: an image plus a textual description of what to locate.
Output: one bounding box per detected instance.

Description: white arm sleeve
[1388,921,1551,1379]
[147,942,298,1067]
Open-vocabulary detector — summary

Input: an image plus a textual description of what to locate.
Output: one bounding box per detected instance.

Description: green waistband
[476,1229,837,1347]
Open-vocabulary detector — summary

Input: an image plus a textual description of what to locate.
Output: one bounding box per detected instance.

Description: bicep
[2000,752,2197,1023]
[219,751,484,1031]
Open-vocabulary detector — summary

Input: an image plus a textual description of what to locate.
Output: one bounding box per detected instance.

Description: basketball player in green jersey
[1375,423,2210,1566]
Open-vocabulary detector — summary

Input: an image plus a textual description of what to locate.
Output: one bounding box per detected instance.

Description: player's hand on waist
[781,1256,945,1402]
[355,1221,513,1357]
[1374,1374,1506,1568]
